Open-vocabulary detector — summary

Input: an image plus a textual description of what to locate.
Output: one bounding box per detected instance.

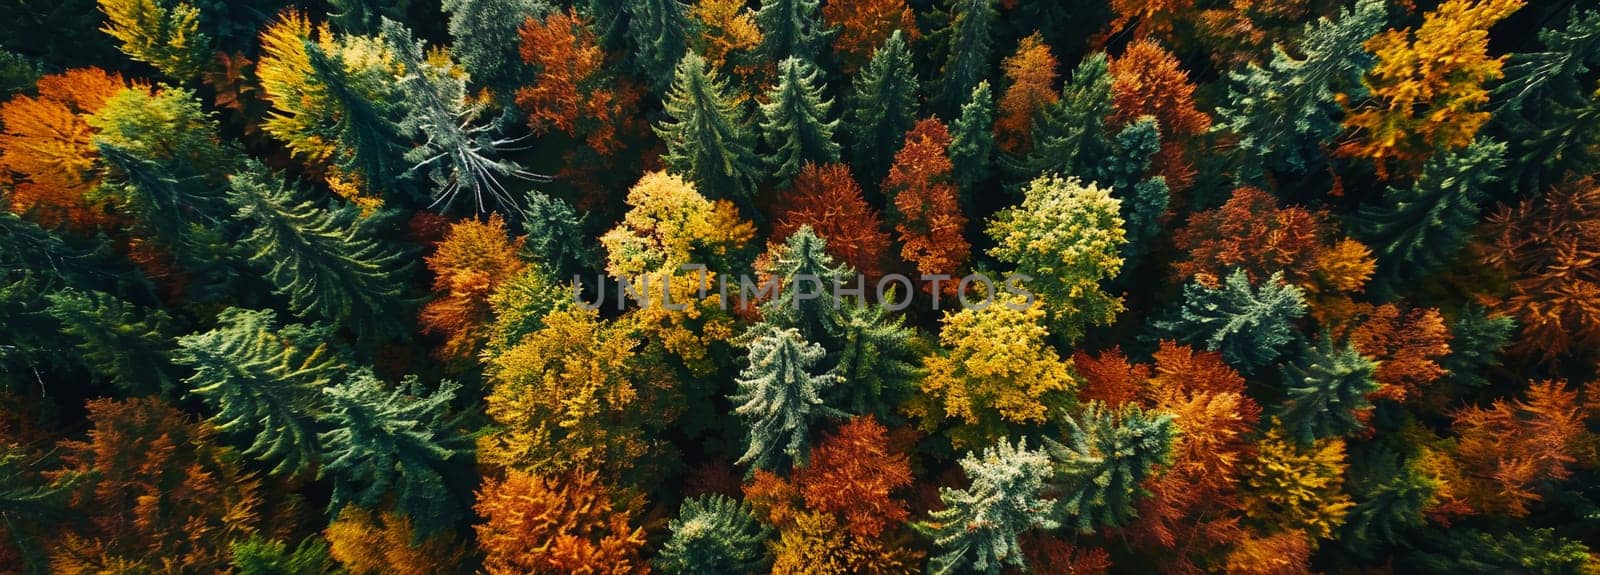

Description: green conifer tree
[1491,9,1600,191]
[921,437,1059,575]
[656,53,763,202]
[175,308,344,477]
[730,327,841,471]
[1342,445,1433,556]
[1004,53,1112,184]
[44,289,177,396]
[226,161,412,337]
[948,80,996,196]
[1217,0,1387,182]
[230,536,338,575]
[1438,306,1515,389]
[1403,528,1599,575]
[759,57,840,186]
[1154,269,1308,373]
[846,30,917,182]
[442,0,548,104]
[626,0,694,90]
[1277,337,1379,444]
[934,0,996,116]
[304,40,407,195]
[1046,402,1176,532]
[0,444,80,575]
[319,370,474,537]
[520,191,596,280]
[760,226,852,346]
[1355,138,1505,296]
[655,494,772,575]
[754,0,827,62]
[828,301,920,419]
[1095,117,1168,276]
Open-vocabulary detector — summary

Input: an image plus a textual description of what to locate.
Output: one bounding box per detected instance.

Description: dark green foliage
[922,437,1058,575]
[948,80,995,196]
[95,142,242,299]
[1342,445,1433,557]
[1218,0,1386,182]
[1096,117,1168,275]
[44,289,177,396]
[759,226,851,346]
[443,0,549,103]
[520,191,596,280]
[188,0,288,49]
[230,536,337,575]
[319,371,474,538]
[1438,306,1515,389]
[1277,337,1379,444]
[0,445,79,575]
[656,53,762,202]
[176,308,343,477]
[1154,269,1308,373]
[846,30,918,183]
[828,302,920,419]
[304,40,407,197]
[1045,402,1176,532]
[933,0,997,116]
[1402,528,1598,574]
[0,50,40,95]
[626,0,694,90]
[754,0,829,62]
[1004,53,1113,184]
[226,160,412,337]
[327,0,411,34]
[1492,9,1600,192]
[730,326,840,471]
[1355,138,1505,295]
[759,57,840,186]
[655,494,772,575]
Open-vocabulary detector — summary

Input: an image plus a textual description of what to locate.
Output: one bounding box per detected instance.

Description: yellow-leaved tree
[1239,421,1354,542]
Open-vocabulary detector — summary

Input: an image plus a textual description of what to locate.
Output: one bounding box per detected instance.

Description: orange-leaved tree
[325,507,470,575]
[0,68,136,230]
[1108,39,1211,191]
[822,0,918,72]
[1170,186,1335,287]
[420,214,528,363]
[774,162,893,280]
[1480,177,1600,364]
[795,416,914,538]
[884,118,969,294]
[516,9,641,157]
[473,469,650,575]
[995,32,1059,154]
[1450,380,1596,517]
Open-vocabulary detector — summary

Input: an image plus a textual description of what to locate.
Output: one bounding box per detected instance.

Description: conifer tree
[760,58,839,186]
[989,174,1126,343]
[319,371,474,537]
[1277,338,1380,445]
[97,0,213,81]
[948,80,995,194]
[730,326,841,471]
[1005,53,1112,183]
[760,225,851,346]
[1492,9,1600,191]
[519,191,595,280]
[887,118,970,293]
[1341,446,1434,556]
[656,53,762,202]
[922,438,1059,575]
[627,0,695,90]
[656,494,772,575]
[226,160,412,337]
[1355,138,1505,294]
[176,307,343,477]
[1047,402,1177,533]
[1439,306,1515,389]
[44,288,177,395]
[0,443,79,575]
[303,40,407,196]
[933,0,996,116]
[1099,118,1168,276]
[230,536,338,575]
[755,0,827,62]
[1218,0,1387,181]
[1154,270,1308,373]
[1402,528,1599,574]
[325,0,407,34]
[442,0,548,103]
[994,33,1057,154]
[845,30,917,182]
[829,302,920,418]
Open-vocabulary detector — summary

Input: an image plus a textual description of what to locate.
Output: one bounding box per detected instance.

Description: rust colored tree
[473,469,650,575]
[1481,178,1600,364]
[1108,39,1211,191]
[883,118,969,294]
[516,9,641,156]
[774,162,893,280]
[995,32,1058,154]
[420,214,528,363]
[1170,187,1334,287]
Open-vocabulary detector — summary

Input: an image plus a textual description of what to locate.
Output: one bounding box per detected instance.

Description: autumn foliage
[473,469,650,575]
[0,68,133,230]
[995,33,1059,153]
[1108,39,1211,190]
[884,119,969,293]
[516,10,640,156]
[420,214,528,362]
[774,163,893,279]
[822,0,919,71]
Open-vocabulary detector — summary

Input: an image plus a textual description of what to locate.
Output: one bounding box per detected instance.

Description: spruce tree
[1342,446,1432,556]
[1154,269,1308,373]
[729,327,841,471]
[922,437,1059,575]
[44,289,177,396]
[828,301,920,419]
[1005,53,1112,184]
[0,444,80,575]
[759,57,840,186]
[304,40,407,195]
[1277,337,1379,445]
[655,494,772,575]
[1403,528,1598,575]
[754,0,828,62]
[656,53,763,202]
[626,0,694,90]
[934,0,997,116]
[846,30,917,182]
[1046,402,1176,532]
[326,0,408,34]
[226,161,413,337]
[1355,138,1505,295]
[230,536,338,575]
[1491,9,1600,191]
[1217,0,1386,182]
[759,226,852,346]
[520,191,596,280]
[1438,306,1515,389]
[948,80,996,196]
[1095,117,1168,276]
[442,0,549,104]
[319,371,474,537]
[175,308,344,477]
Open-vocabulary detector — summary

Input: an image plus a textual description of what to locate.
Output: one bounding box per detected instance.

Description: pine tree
[988,174,1126,343]
[948,80,995,194]
[303,40,407,197]
[759,225,851,346]
[730,326,841,471]
[319,371,474,537]
[1492,9,1600,191]
[1005,53,1112,184]
[176,307,343,477]
[1218,0,1387,181]
[828,302,920,418]
[442,0,548,103]
[1402,528,1599,574]
[97,0,213,81]
[627,0,695,90]
[385,18,546,215]
[934,0,996,116]
[1046,402,1177,532]
[1277,337,1379,444]
[760,57,840,185]
[1341,445,1434,556]
[845,30,917,182]
[230,536,338,575]
[226,160,413,337]
[755,0,827,62]
[1355,138,1505,294]
[1154,269,1308,373]
[44,288,177,395]
[1098,118,1168,276]
[0,443,79,575]
[921,438,1059,575]
[656,53,762,202]
[1439,306,1515,389]
[656,494,772,575]
[519,191,595,280]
